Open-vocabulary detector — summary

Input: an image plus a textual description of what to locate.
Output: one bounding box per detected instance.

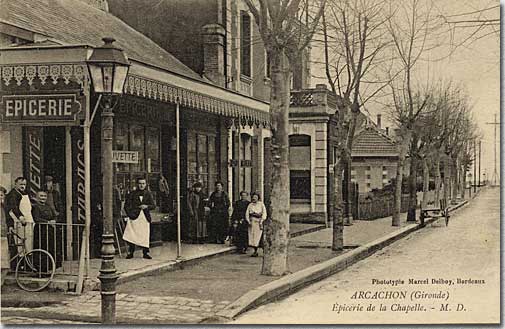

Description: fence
[357,194,410,220]
[11,222,86,278]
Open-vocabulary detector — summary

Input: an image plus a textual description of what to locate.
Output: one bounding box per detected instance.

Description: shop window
[240,133,253,193]
[113,121,162,215]
[146,127,160,173]
[187,132,217,195]
[240,11,251,77]
[289,134,311,200]
[129,124,145,173]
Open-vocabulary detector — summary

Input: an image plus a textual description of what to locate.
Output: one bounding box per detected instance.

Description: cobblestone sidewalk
[2,291,230,324]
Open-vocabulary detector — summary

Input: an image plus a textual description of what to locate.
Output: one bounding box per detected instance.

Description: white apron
[122,198,150,248]
[17,194,34,253]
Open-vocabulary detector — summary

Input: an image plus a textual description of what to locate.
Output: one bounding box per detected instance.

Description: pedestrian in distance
[123,177,155,259]
[187,182,207,244]
[43,176,62,221]
[208,181,230,244]
[229,191,250,253]
[5,177,34,261]
[245,192,267,257]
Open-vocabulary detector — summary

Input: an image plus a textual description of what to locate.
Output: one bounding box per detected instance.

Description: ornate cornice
[0,64,270,127]
[124,74,269,127]
[1,63,87,87]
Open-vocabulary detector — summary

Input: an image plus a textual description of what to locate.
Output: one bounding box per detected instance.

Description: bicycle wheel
[15,249,55,292]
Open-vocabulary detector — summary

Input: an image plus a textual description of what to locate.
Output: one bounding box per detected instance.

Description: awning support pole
[176,102,182,259]
[65,127,73,261]
[75,79,92,294]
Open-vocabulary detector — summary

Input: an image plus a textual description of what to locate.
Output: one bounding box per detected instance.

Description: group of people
[187,181,268,257]
[0,176,63,271]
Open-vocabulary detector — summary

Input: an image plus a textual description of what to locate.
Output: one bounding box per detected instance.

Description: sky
[310,0,500,183]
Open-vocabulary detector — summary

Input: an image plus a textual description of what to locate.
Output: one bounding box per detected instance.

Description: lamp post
[87,37,130,324]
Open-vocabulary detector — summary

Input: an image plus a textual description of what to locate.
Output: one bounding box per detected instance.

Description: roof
[0,0,203,81]
[352,126,398,157]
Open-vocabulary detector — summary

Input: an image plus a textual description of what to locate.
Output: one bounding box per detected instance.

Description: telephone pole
[485,113,500,187]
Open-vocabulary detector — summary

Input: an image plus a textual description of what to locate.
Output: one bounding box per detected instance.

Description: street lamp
[87,37,130,324]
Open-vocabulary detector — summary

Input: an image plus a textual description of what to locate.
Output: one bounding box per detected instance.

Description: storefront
[1,42,270,289]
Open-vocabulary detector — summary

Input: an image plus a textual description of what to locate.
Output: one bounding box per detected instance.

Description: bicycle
[7,226,55,292]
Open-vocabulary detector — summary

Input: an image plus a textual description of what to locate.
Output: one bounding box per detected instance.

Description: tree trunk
[434,154,441,208]
[461,164,467,199]
[443,154,451,206]
[407,145,418,221]
[421,157,429,209]
[451,157,458,204]
[393,132,410,226]
[332,154,344,251]
[262,50,291,276]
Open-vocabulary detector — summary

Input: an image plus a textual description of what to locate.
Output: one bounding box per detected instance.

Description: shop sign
[71,127,86,224]
[112,150,139,164]
[0,93,83,124]
[23,127,44,197]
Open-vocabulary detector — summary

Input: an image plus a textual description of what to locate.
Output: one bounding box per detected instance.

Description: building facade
[108,0,311,203]
[351,126,399,194]
[0,0,270,278]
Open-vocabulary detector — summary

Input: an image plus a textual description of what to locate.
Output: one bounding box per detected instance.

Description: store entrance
[43,127,66,212]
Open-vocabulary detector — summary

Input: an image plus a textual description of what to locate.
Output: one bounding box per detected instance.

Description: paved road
[233,188,500,325]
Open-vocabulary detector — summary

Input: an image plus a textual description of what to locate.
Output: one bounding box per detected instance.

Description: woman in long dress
[208,182,230,244]
[245,192,267,257]
[187,182,207,243]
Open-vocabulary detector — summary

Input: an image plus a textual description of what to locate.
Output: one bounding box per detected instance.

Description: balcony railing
[290,85,337,111]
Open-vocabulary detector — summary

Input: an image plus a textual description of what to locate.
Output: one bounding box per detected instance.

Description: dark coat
[125,189,156,223]
[4,189,25,227]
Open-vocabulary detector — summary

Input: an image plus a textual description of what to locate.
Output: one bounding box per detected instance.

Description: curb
[214,200,471,321]
[290,224,327,238]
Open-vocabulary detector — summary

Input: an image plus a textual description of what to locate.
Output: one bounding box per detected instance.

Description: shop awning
[0,47,270,127]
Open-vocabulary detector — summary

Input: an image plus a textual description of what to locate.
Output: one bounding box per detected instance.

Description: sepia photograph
[0,0,500,326]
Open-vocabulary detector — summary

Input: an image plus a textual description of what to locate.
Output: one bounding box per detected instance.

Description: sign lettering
[112,151,139,163]
[1,94,82,124]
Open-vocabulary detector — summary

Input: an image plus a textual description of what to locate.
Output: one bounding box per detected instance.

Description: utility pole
[486,113,500,187]
[478,140,481,187]
[473,139,476,193]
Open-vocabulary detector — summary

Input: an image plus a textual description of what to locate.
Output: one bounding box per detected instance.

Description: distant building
[351,123,399,194]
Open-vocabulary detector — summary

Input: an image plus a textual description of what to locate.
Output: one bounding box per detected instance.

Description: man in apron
[5,177,34,260]
[123,177,155,259]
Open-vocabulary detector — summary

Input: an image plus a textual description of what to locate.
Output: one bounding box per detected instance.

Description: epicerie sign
[112,150,139,164]
[0,94,82,124]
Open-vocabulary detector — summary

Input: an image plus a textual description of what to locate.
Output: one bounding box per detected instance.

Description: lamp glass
[88,65,105,93]
[102,66,114,94]
[112,65,129,94]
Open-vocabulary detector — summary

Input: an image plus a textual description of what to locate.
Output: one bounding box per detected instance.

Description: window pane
[240,12,251,77]
[289,146,310,170]
[115,122,129,172]
[187,133,198,189]
[146,127,160,173]
[130,124,145,172]
[290,170,311,199]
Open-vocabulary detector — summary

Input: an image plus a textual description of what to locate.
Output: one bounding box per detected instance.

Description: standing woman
[208,181,230,244]
[230,191,250,253]
[246,192,267,257]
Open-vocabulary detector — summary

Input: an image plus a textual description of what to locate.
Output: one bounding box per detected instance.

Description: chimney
[202,24,226,88]
[376,114,382,129]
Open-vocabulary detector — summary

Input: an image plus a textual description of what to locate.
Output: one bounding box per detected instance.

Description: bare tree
[244,0,326,276]
[385,0,442,226]
[320,0,394,250]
